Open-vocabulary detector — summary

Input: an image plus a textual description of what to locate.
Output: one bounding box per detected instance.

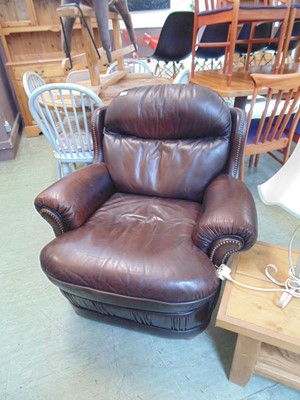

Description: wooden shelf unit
[0,0,107,137]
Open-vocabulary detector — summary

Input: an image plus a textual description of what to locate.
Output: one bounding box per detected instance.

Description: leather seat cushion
[40,193,220,313]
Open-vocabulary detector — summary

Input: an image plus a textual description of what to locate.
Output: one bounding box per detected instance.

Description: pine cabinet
[0,0,103,137]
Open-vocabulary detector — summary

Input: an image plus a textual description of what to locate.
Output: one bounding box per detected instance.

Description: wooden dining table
[69,72,172,106]
[38,72,172,112]
[98,73,171,106]
[190,62,300,108]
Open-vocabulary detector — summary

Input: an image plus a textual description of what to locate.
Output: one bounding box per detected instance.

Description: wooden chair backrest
[192,0,240,84]
[243,72,300,176]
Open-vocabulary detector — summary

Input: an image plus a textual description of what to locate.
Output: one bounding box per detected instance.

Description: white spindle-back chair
[29,83,103,178]
[23,71,46,97]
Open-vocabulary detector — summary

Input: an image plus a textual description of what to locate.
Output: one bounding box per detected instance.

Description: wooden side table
[216,241,300,390]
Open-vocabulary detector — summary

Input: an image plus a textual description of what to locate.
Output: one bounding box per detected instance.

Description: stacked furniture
[241,72,300,178]
[191,0,298,85]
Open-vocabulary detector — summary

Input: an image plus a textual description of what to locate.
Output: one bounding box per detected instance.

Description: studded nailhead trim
[40,208,65,235]
[210,238,243,264]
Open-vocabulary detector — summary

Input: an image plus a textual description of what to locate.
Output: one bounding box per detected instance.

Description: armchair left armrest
[193,175,258,266]
[35,163,115,236]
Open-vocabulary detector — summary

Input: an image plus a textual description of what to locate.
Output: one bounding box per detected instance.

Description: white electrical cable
[216,224,300,309]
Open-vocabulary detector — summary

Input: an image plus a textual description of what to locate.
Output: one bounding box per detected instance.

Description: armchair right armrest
[193,175,258,266]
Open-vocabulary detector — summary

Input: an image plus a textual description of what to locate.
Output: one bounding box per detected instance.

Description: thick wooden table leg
[80,16,100,86]
[112,17,124,71]
[229,334,261,386]
[233,95,248,109]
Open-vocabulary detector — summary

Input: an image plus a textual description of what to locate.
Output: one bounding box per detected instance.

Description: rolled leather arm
[192,175,257,266]
[35,163,115,236]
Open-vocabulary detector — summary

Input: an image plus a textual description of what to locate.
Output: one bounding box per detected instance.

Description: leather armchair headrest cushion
[104,84,232,140]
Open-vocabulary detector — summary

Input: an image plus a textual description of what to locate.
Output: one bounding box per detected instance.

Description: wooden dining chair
[196,0,273,72]
[241,72,300,178]
[192,0,291,84]
[280,3,300,70]
[235,0,292,73]
[191,0,240,84]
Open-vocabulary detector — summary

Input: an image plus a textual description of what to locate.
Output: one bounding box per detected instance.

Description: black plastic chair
[267,20,300,56]
[235,22,273,68]
[195,23,230,70]
[256,19,300,68]
[151,11,194,78]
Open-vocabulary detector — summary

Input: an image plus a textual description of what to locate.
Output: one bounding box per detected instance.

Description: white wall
[123,0,193,29]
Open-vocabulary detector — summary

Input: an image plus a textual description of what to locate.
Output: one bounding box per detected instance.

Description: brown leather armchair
[35,84,257,338]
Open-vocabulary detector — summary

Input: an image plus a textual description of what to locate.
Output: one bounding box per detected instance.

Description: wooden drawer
[6,59,67,137]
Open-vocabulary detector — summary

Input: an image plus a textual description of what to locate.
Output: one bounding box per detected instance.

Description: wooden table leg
[112,17,124,71]
[233,96,248,109]
[80,16,100,86]
[229,334,262,386]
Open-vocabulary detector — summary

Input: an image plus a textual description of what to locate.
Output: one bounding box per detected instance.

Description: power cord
[216,224,300,309]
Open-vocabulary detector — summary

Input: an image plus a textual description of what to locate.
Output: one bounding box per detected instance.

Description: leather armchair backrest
[103,84,232,201]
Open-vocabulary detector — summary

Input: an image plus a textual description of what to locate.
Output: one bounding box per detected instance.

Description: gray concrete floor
[1,134,299,400]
